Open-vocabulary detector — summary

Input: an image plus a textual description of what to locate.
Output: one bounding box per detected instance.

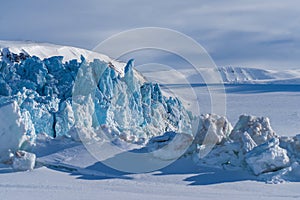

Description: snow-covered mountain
[216,66,300,84]
[152,66,300,85]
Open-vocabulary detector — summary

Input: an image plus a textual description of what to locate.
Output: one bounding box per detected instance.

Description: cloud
[0,0,299,69]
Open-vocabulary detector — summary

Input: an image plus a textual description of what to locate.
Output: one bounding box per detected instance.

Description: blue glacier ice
[72,58,192,143]
[0,50,192,146]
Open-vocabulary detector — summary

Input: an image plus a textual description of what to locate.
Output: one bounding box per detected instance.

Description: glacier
[0,47,300,183]
[0,48,192,151]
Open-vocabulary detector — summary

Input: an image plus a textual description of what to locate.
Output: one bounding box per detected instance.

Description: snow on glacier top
[0,40,126,75]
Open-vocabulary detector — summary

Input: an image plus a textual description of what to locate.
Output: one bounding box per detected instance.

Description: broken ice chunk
[245,138,290,175]
[12,151,36,171]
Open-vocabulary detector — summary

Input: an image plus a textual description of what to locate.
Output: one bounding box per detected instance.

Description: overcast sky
[0,0,299,69]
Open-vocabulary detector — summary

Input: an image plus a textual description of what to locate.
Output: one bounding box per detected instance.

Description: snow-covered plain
[0,41,300,199]
[141,67,300,136]
[1,148,300,200]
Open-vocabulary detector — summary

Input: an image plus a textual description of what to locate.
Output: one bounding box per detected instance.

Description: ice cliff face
[72,58,192,143]
[0,48,192,148]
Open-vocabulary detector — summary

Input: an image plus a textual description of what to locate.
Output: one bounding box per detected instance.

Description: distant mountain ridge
[1,40,300,85]
[216,66,300,84]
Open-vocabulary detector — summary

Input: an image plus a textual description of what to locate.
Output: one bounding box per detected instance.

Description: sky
[0,0,300,69]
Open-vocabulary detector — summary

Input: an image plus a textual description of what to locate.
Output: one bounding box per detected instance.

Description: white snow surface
[0,41,300,199]
[1,138,298,200]
[0,40,126,75]
[1,157,300,200]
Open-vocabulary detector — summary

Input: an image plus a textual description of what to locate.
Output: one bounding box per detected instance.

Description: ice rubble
[12,151,36,171]
[192,114,233,157]
[230,115,277,146]
[192,114,299,180]
[0,101,36,170]
[147,132,193,160]
[245,138,290,175]
[0,102,26,160]
[147,114,299,180]
[0,48,299,180]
